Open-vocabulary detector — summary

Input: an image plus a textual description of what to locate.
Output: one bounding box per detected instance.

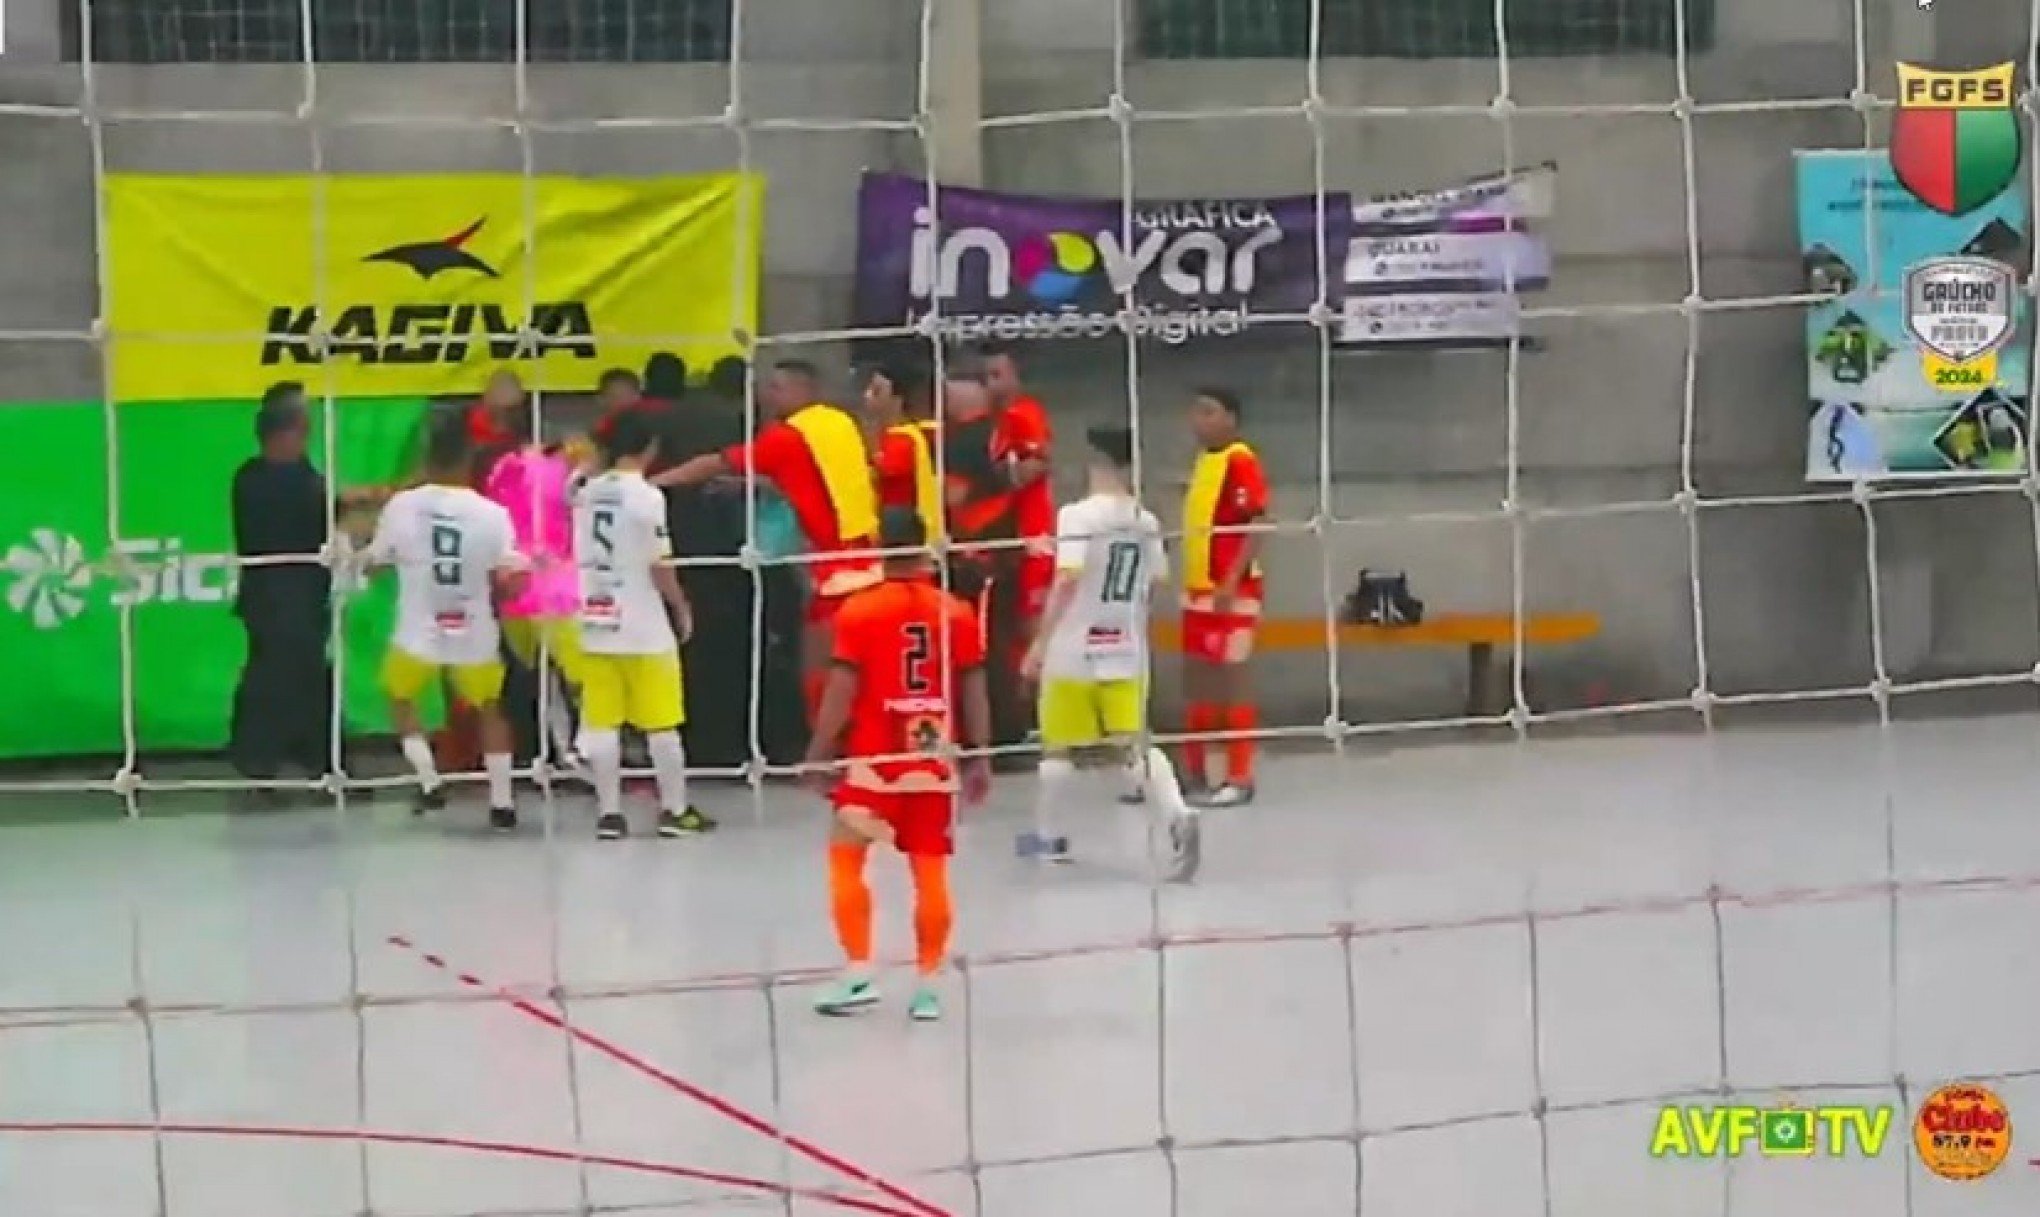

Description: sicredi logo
[1,530,236,630]
[909,201,1284,303]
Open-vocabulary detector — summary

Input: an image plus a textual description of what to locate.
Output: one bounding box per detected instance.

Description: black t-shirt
[231,455,330,616]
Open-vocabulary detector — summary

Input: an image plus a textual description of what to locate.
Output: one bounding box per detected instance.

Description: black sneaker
[413,786,447,816]
[596,812,628,840]
[657,807,718,837]
[489,806,518,832]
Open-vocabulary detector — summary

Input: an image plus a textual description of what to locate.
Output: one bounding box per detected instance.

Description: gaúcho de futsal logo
[363,217,501,280]
[1913,1081,2011,1180]
[1012,231,1098,304]
[1891,62,2022,216]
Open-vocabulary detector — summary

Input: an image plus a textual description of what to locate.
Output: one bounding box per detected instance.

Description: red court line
[388,934,951,1217]
[0,1119,921,1217]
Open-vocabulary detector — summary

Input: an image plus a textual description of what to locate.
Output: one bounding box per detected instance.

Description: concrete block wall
[0,0,2033,728]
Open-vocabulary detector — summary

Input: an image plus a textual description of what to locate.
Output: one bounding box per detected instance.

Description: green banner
[0,398,429,759]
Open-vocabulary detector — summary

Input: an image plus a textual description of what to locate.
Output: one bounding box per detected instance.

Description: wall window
[1138,0,1714,58]
[72,0,734,63]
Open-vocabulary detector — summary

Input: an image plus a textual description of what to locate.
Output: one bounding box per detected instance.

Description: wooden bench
[1151,612,1601,717]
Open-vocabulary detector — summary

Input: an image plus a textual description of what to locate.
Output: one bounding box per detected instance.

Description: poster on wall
[1337,163,1556,348]
[1796,149,2030,481]
[853,173,1352,345]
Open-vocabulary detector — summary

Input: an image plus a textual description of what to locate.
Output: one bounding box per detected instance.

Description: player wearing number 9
[361,413,526,830]
[572,409,716,841]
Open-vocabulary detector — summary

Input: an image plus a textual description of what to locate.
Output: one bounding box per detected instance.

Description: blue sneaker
[907,985,942,1022]
[813,974,879,1015]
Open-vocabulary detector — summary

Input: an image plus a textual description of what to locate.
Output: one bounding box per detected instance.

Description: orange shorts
[831,786,956,856]
[1182,608,1261,665]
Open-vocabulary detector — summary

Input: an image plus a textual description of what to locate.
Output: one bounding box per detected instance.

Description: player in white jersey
[1019,425,1199,879]
[362,413,526,830]
[572,407,715,841]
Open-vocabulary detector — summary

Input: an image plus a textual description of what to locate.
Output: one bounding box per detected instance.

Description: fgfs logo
[1,531,235,630]
[260,216,597,368]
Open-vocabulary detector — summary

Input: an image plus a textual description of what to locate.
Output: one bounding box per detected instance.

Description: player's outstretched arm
[650,451,731,488]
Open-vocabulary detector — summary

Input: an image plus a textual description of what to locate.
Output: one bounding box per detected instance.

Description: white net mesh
[4,0,2040,1215]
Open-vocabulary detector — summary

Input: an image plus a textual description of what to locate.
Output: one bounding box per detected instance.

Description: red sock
[1224,703,1258,788]
[1183,702,1219,787]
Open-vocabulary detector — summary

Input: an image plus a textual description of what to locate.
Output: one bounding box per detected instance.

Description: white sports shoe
[1200,783,1255,809]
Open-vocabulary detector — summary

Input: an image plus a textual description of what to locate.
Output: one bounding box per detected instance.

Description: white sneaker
[1200,783,1255,809]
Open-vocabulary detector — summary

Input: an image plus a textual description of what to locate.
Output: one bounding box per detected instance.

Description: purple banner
[854,173,1352,344]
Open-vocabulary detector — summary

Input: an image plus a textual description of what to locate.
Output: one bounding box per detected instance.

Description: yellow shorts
[1038,677,1145,750]
[381,647,506,707]
[579,650,687,732]
[501,616,587,686]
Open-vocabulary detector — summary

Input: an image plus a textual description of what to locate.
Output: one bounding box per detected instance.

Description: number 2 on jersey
[1102,539,1143,603]
[429,522,462,586]
[901,622,932,693]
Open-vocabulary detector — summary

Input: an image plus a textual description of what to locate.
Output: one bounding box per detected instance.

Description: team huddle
[354,346,1269,1022]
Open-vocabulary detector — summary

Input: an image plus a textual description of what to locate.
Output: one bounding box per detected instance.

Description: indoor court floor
[3,713,2039,1217]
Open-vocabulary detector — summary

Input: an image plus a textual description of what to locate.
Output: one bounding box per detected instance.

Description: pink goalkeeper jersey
[484,446,579,619]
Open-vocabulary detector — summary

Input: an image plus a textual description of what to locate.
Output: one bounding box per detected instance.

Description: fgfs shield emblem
[1891,62,2022,216]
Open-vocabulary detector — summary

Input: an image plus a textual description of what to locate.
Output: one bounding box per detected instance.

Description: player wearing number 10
[363,413,525,830]
[573,409,714,841]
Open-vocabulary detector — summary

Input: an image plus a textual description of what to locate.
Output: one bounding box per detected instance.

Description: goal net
[2,0,2038,1215]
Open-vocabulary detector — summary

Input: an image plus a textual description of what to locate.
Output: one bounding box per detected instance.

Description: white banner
[1345,230,1551,291]
[1339,293,1523,346]
[1350,163,1557,232]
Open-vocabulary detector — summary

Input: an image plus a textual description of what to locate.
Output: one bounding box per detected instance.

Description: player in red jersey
[862,361,944,543]
[654,360,881,717]
[978,342,1056,627]
[804,506,991,1023]
[1180,388,1268,806]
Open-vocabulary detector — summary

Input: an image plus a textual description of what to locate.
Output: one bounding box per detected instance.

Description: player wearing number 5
[363,414,526,831]
[1020,426,1196,876]
[574,409,716,841]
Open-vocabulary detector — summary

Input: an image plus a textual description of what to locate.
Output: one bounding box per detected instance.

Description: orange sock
[1183,702,1219,785]
[828,841,873,965]
[1224,703,1258,787]
[907,854,953,976]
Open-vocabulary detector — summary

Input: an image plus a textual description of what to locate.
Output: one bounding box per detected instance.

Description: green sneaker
[907,985,942,1022]
[813,975,879,1016]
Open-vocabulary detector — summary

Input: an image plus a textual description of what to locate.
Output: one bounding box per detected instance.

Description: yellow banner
[106,173,762,402]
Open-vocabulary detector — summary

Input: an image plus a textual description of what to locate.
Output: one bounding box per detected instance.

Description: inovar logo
[0,531,236,630]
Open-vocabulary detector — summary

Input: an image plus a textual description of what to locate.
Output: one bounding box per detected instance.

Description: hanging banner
[1338,163,1556,348]
[0,399,425,760]
[105,173,763,402]
[1796,149,2030,481]
[853,172,1351,344]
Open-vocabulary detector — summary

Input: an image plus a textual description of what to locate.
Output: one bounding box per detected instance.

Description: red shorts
[1182,608,1261,665]
[831,786,956,856]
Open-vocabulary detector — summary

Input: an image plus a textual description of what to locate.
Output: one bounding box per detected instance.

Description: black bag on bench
[1343,569,1425,627]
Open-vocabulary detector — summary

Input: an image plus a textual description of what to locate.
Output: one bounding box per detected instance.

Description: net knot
[1106,93,1134,124]
[1487,95,1516,119]
[1670,487,1699,515]
[110,766,141,797]
[1847,88,1876,112]
[1686,686,1715,714]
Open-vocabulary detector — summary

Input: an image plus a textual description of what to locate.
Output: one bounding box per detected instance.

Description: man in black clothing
[228,382,373,798]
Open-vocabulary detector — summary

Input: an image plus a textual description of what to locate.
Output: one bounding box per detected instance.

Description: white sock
[581,728,622,818]
[483,752,513,809]
[646,729,689,814]
[1144,746,1193,818]
[1036,756,1076,840]
[400,733,439,792]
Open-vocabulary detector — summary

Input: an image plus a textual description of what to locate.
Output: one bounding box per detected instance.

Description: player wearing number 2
[573,409,716,841]
[804,506,992,1022]
[1020,425,1197,877]
[363,413,526,830]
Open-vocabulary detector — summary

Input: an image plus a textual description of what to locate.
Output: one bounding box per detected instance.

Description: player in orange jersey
[1179,388,1268,807]
[804,506,991,1023]
[862,361,945,544]
[654,360,881,718]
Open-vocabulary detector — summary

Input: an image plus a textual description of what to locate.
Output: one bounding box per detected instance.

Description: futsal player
[1179,388,1268,807]
[1019,426,1197,877]
[654,360,881,719]
[804,506,992,1022]
[361,413,526,830]
[863,361,944,543]
[573,409,715,840]
[979,342,1056,638]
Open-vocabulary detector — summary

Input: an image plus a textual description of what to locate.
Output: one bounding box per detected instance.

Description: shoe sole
[909,1006,941,1022]
[815,994,880,1016]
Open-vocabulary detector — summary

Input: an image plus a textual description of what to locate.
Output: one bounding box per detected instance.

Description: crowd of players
[233,345,1271,1020]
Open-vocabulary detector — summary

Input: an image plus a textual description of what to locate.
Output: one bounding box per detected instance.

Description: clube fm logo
[260,216,597,368]
[906,201,1285,343]
[1,530,235,630]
